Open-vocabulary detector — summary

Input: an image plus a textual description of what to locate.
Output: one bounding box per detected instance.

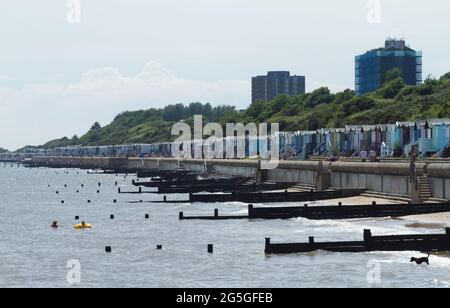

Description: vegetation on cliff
[38,71,450,149]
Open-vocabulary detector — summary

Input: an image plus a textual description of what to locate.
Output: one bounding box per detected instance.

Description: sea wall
[25,156,450,199]
[330,162,426,196]
[428,164,450,200]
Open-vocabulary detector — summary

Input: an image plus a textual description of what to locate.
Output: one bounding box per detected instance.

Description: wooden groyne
[136,170,195,179]
[132,176,250,189]
[179,201,450,220]
[250,201,450,220]
[186,189,362,203]
[156,181,294,194]
[179,209,248,220]
[132,176,205,187]
[23,156,450,200]
[136,189,363,203]
[265,228,450,254]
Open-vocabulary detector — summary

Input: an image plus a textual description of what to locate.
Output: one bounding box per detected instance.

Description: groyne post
[316,161,331,191]
[265,238,271,253]
[364,229,372,251]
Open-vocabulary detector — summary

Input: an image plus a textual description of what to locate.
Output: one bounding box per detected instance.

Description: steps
[288,183,316,192]
[360,191,411,203]
[417,175,432,201]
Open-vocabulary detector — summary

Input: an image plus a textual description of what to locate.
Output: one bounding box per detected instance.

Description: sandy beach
[402,213,450,228]
[330,196,450,228]
[328,196,405,206]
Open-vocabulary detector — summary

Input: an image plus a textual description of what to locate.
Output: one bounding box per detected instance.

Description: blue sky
[0,0,449,150]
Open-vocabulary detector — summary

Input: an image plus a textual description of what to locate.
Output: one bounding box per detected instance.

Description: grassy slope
[38,74,450,149]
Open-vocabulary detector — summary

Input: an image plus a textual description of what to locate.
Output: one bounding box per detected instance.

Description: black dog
[410,253,430,265]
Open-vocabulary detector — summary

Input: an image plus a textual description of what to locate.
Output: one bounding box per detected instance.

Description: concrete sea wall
[428,164,450,200]
[26,156,450,200]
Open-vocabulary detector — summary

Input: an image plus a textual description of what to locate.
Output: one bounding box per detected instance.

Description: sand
[327,196,404,206]
[401,212,450,228]
[328,196,450,228]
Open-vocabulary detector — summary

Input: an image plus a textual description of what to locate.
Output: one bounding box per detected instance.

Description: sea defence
[24,156,450,201]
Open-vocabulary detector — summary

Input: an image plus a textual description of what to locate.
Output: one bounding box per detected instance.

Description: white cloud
[0,61,249,150]
[0,74,15,81]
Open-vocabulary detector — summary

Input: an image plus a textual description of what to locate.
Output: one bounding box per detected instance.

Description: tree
[440,72,450,81]
[383,68,403,83]
[304,87,335,108]
[90,122,102,131]
[334,89,355,104]
[245,100,267,122]
[377,77,406,99]
[341,96,376,115]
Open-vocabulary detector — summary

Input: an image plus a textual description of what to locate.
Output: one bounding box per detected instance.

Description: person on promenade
[360,148,367,162]
[369,150,377,162]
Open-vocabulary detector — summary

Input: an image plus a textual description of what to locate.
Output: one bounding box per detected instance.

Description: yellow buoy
[73,223,93,230]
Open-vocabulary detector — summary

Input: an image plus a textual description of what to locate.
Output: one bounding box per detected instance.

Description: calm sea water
[1,163,450,288]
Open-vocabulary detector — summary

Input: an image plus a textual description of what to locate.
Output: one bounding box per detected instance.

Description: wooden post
[364,229,372,251]
[179,212,184,220]
[105,246,112,253]
[139,187,142,194]
[214,209,219,218]
[309,236,315,250]
[207,244,214,254]
[248,204,254,217]
[446,228,450,249]
[265,238,271,253]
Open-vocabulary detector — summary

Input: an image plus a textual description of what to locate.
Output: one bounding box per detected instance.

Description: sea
[1,163,449,288]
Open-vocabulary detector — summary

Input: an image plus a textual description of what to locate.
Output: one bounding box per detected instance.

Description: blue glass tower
[355,39,422,96]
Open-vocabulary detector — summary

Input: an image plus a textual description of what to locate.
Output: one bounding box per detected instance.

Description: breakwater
[24,156,450,200]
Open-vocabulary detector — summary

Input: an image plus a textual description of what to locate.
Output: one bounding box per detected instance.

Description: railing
[419,138,436,153]
[380,142,393,158]
[435,141,450,158]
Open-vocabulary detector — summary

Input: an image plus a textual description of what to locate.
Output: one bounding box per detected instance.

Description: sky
[0,0,449,150]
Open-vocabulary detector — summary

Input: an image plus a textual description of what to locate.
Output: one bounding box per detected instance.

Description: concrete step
[288,183,316,192]
[361,191,411,203]
[427,198,449,203]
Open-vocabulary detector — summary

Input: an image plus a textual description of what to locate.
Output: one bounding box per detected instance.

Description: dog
[410,253,430,265]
